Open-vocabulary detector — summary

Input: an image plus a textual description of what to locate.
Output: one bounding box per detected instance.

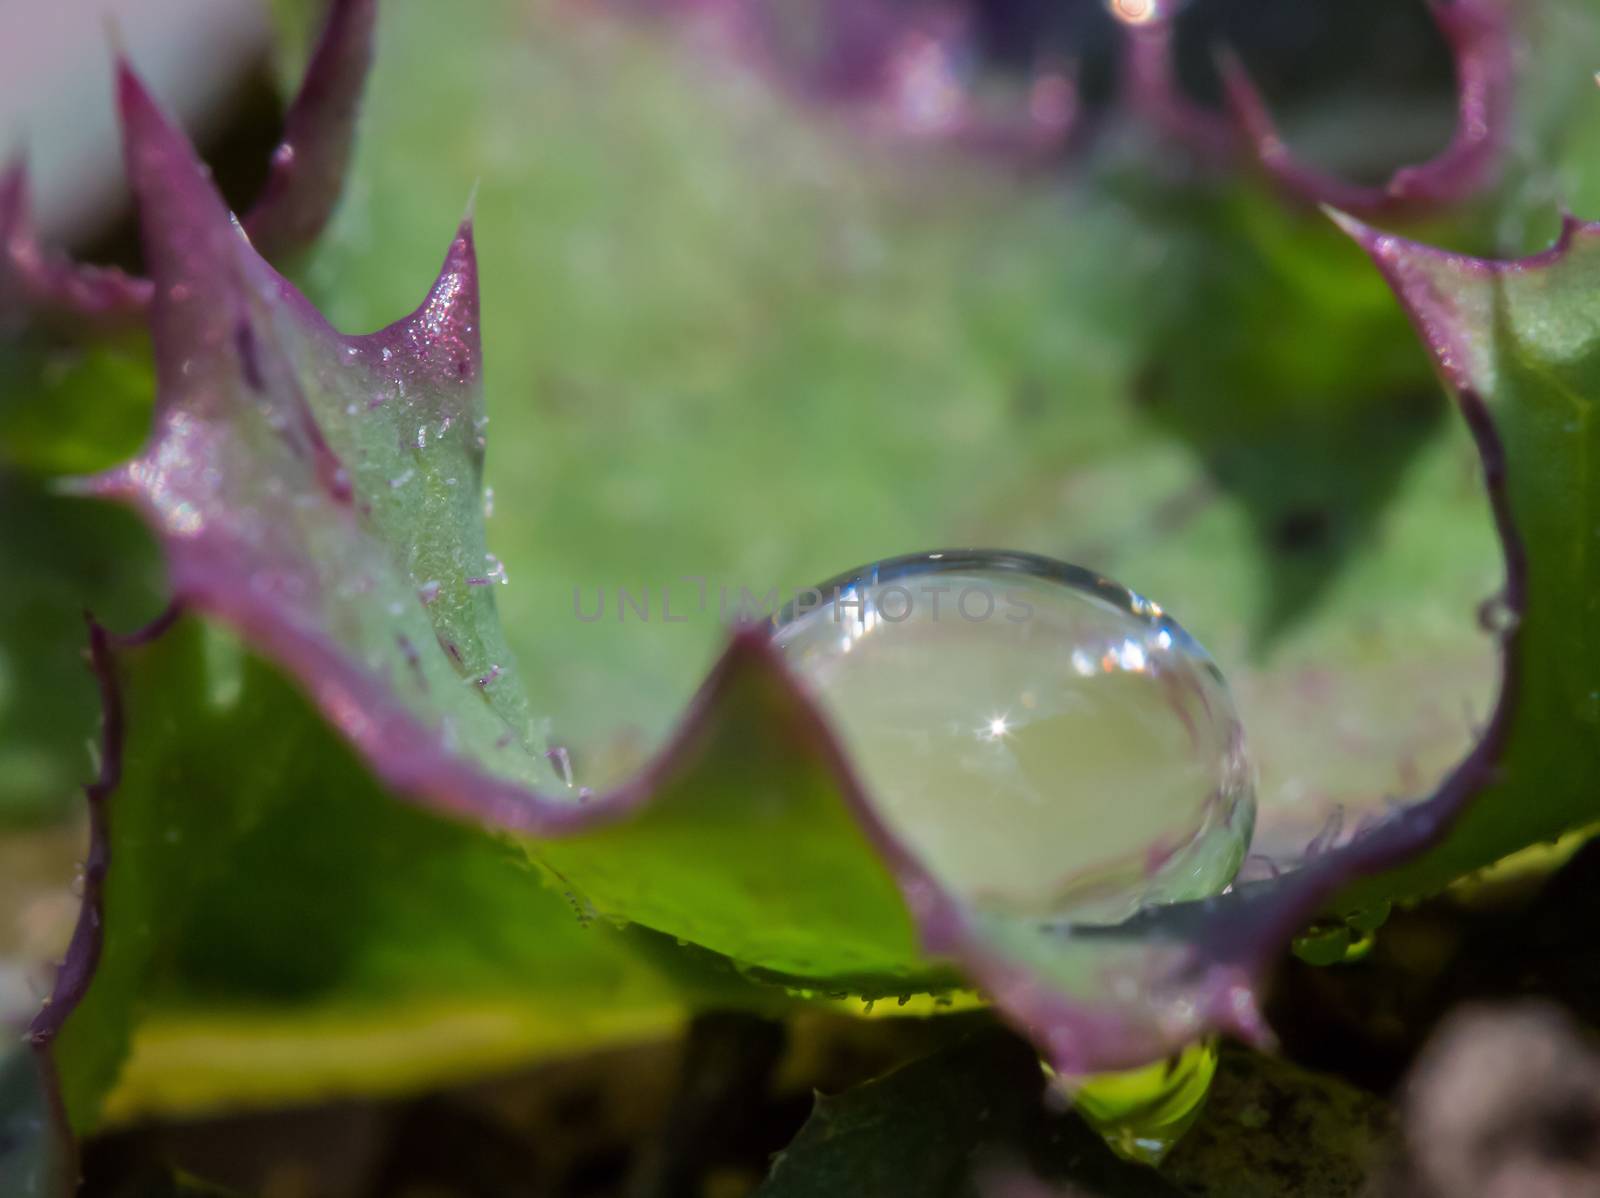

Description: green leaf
[0,477,161,823]
[43,614,715,1131]
[1331,211,1600,905]
[306,0,1506,872]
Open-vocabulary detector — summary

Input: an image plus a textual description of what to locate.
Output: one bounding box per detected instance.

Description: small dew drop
[547,745,575,788]
[1477,592,1520,636]
[769,551,1255,925]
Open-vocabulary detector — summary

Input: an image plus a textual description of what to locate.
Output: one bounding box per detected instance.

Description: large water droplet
[769,551,1254,925]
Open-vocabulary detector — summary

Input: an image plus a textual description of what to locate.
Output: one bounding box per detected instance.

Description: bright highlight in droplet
[770,550,1255,925]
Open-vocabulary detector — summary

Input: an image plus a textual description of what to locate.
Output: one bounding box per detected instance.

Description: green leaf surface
[0,330,161,825]
[48,615,713,1131]
[1333,212,1600,906]
[0,477,162,823]
[306,0,1506,868]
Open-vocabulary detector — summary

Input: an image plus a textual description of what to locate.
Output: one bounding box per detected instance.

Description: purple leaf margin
[0,164,152,332]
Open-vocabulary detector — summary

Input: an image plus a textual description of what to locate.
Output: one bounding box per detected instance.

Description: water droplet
[769,551,1254,925]
[546,745,575,789]
[1477,592,1520,636]
[1064,1039,1218,1166]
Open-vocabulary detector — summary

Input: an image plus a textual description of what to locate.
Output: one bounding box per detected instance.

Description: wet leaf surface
[5,0,1600,1166]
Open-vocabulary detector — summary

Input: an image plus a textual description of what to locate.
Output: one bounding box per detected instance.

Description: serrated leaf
[16,0,1600,1158]
[308,0,1504,867]
[16,0,1505,1118]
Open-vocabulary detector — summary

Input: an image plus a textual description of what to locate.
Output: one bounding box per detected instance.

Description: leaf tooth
[0,156,152,334]
[243,0,378,260]
[1216,0,1513,218]
[346,215,483,393]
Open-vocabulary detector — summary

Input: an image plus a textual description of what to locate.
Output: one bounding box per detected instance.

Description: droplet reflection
[770,551,1254,925]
